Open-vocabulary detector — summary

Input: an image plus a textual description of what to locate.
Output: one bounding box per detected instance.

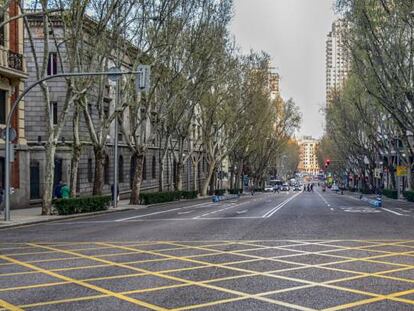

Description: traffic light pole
[4,70,140,221]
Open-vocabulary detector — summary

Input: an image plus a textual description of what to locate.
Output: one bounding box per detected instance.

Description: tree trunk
[70,104,81,197]
[93,146,106,195]
[192,161,197,192]
[42,143,56,215]
[130,153,144,204]
[201,161,216,196]
[70,144,81,197]
[176,162,183,191]
[158,157,164,192]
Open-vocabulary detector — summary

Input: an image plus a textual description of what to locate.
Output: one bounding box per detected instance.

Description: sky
[230,0,337,139]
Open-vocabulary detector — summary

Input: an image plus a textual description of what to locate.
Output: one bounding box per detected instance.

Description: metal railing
[0,46,24,71]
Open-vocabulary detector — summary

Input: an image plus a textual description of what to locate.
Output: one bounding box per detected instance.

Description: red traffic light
[326,159,331,165]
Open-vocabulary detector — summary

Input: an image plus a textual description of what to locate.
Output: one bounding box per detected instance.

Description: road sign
[397,165,408,177]
[108,66,122,82]
[136,64,151,93]
[1,127,17,141]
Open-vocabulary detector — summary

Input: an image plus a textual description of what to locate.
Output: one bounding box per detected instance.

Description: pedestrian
[53,181,63,199]
[60,182,70,199]
[311,184,314,192]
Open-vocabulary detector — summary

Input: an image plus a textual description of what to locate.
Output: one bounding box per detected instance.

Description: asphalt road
[1,187,414,310]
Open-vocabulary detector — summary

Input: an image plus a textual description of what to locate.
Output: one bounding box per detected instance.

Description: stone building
[20,14,207,208]
[0,0,29,208]
[298,136,320,175]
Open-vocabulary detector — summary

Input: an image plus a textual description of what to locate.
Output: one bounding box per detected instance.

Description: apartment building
[0,0,29,207]
[326,19,350,106]
[298,136,320,175]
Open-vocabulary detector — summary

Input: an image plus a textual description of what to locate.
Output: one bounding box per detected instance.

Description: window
[118,155,124,183]
[152,155,156,179]
[47,52,58,75]
[142,157,147,180]
[0,14,4,46]
[50,101,58,125]
[104,155,110,185]
[87,158,93,183]
[0,90,6,124]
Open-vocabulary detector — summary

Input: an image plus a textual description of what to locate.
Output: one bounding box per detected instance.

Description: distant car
[293,185,301,191]
[281,183,290,191]
[264,185,274,192]
[321,184,327,192]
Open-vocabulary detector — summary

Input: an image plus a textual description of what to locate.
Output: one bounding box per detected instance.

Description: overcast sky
[230,0,337,139]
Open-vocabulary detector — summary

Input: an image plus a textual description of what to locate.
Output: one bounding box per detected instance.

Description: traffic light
[326,159,331,166]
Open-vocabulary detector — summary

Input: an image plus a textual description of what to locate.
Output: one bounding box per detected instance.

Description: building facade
[298,136,320,175]
[326,19,350,106]
[0,0,29,208]
[16,14,208,208]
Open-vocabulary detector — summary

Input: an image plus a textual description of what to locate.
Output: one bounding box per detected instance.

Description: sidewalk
[344,191,414,209]
[0,199,143,229]
[0,196,213,229]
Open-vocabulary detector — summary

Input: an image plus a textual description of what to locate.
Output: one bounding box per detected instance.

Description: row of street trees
[4,0,300,214]
[319,0,414,192]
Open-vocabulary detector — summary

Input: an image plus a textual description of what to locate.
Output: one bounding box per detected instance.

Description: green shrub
[139,191,198,205]
[383,189,398,199]
[53,196,111,215]
[403,191,414,202]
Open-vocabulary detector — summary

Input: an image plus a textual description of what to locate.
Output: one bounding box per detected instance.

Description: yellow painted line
[322,296,385,311]
[0,254,165,311]
[0,300,23,311]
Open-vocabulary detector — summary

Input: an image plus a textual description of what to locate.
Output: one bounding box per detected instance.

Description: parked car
[281,183,290,191]
[264,185,274,192]
[293,185,301,191]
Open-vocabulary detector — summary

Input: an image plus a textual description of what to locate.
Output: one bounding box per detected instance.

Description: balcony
[0,46,27,79]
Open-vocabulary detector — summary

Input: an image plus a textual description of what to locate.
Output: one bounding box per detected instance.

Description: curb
[0,197,213,229]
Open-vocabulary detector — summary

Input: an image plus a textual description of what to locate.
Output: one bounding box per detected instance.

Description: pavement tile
[128,258,205,272]
[194,298,298,310]
[129,285,237,309]
[237,247,302,258]
[364,245,414,253]
[24,297,150,311]
[34,258,104,270]
[226,259,301,273]
[209,275,305,294]
[98,253,165,263]
[345,299,414,310]
[277,254,342,265]
[0,263,33,275]
[88,274,182,293]
[165,266,249,282]
[323,241,379,248]
[374,254,414,266]
[325,260,404,274]
[272,266,360,283]
[324,249,387,259]
[332,276,414,295]
[0,283,100,306]
[280,243,342,253]
[155,247,217,257]
[0,272,62,289]
[265,285,371,310]
[194,253,251,264]
[57,266,140,279]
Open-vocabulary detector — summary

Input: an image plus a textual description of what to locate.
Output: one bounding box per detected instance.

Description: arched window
[118,155,124,183]
[104,155,110,185]
[152,155,156,179]
[142,156,147,180]
[87,158,93,183]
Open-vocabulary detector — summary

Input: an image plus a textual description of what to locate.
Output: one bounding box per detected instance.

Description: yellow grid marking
[0,300,23,311]
[0,255,166,311]
[1,240,414,310]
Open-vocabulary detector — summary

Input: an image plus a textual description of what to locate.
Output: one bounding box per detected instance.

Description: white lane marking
[262,192,301,218]
[236,210,248,214]
[315,190,330,207]
[382,208,405,216]
[115,208,181,222]
[177,211,193,215]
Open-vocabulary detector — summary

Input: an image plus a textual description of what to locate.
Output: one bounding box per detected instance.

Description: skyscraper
[326,19,350,106]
